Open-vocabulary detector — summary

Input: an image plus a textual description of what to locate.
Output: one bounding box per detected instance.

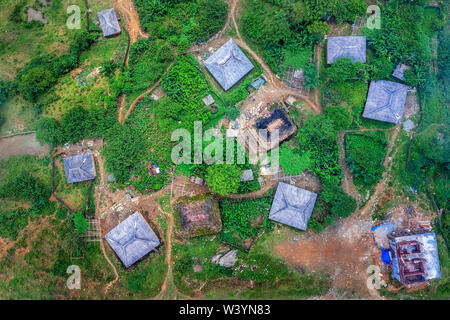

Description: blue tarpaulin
[381,249,391,264]
[250,77,266,89]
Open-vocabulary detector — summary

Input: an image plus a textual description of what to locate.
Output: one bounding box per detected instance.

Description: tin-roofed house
[363,80,409,123]
[327,36,366,64]
[204,39,254,91]
[105,212,160,268]
[388,229,441,286]
[98,8,121,37]
[269,182,317,230]
[63,153,96,184]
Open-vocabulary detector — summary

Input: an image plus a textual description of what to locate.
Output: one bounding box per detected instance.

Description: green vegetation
[219,196,273,248]
[206,164,242,196]
[345,131,388,188]
[241,0,366,74]
[134,0,228,51]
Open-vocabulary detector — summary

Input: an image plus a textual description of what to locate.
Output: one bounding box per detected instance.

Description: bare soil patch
[0,133,49,159]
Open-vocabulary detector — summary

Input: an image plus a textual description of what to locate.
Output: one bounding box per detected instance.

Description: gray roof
[269,182,317,230]
[204,39,254,91]
[363,80,409,123]
[392,63,407,81]
[327,36,366,64]
[202,94,215,106]
[390,232,441,284]
[105,212,160,268]
[63,153,95,184]
[240,169,254,182]
[98,8,121,37]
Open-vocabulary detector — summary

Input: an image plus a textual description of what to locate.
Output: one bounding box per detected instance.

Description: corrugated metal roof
[204,39,254,91]
[240,169,254,181]
[363,80,409,123]
[390,232,441,284]
[98,8,121,37]
[327,36,366,64]
[392,63,407,81]
[269,182,317,230]
[63,153,95,184]
[105,212,160,268]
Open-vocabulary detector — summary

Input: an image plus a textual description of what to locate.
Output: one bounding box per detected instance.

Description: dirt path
[229,0,321,112]
[338,131,360,203]
[313,42,323,108]
[275,124,401,299]
[359,124,401,217]
[114,0,148,45]
[154,204,174,299]
[92,151,120,295]
[114,0,149,123]
[119,59,176,124]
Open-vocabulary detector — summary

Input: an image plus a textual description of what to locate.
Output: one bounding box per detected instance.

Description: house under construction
[388,229,441,286]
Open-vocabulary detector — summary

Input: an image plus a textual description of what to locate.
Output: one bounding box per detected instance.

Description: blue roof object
[105,212,160,268]
[204,39,254,91]
[390,231,441,285]
[63,153,95,184]
[250,77,266,89]
[327,36,366,64]
[98,8,121,37]
[363,80,409,123]
[269,182,317,230]
[392,63,407,81]
[381,249,391,264]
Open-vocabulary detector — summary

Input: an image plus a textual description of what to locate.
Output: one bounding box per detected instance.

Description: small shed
[327,36,366,64]
[389,230,441,285]
[269,182,317,230]
[392,63,408,81]
[363,80,409,123]
[63,153,96,184]
[202,94,215,106]
[250,77,266,89]
[98,8,121,37]
[105,212,160,268]
[240,169,254,182]
[204,39,254,91]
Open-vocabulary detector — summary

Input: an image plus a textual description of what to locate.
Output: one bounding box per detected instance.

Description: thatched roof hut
[175,194,222,238]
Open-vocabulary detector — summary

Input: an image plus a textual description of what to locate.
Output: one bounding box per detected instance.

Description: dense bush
[205,164,242,195]
[15,31,97,101]
[135,0,228,49]
[279,145,312,175]
[220,197,273,242]
[0,172,51,209]
[345,131,388,187]
[0,209,29,240]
